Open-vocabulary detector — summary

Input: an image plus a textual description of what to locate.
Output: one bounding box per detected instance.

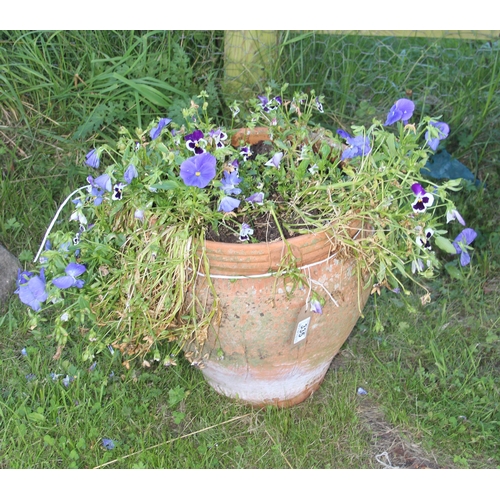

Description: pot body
[193,230,371,407]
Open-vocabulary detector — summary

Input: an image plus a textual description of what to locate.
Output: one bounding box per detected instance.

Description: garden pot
[191,228,371,408]
[185,127,372,407]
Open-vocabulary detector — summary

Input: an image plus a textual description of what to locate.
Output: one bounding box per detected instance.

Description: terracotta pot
[188,127,371,407]
[192,229,371,408]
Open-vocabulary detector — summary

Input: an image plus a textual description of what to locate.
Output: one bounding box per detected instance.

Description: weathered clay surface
[195,230,371,407]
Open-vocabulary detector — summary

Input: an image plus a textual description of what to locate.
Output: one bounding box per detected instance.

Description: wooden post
[223,30,278,97]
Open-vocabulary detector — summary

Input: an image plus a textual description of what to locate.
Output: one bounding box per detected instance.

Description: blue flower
[384,99,415,126]
[310,298,322,314]
[180,153,217,188]
[102,438,115,450]
[16,268,47,311]
[124,164,138,184]
[85,148,100,169]
[87,174,111,206]
[446,208,466,226]
[245,192,264,205]
[453,228,477,266]
[337,130,371,160]
[218,196,241,213]
[150,118,172,140]
[52,263,86,290]
[220,170,242,195]
[425,121,450,151]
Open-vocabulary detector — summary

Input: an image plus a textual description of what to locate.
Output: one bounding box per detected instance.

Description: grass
[1,30,499,469]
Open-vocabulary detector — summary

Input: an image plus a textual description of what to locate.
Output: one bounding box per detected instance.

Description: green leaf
[435,236,457,254]
[44,435,56,446]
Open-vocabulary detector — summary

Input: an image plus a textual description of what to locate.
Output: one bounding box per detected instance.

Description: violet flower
[52,263,86,290]
[384,99,415,126]
[425,121,450,151]
[310,298,322,314]
[337,130,371,160]
[16,268,47,311]
[209,128,228,149]
[124,164,138,184]
[218,196,241,213]
[453,228,477,266]
[265,152,284,168]
[87,174,111,206]
[239,223,254,241]
[85,148,100,169]
[411,183,434,213]
[258,95,282,112]
[102,438,115,450]
[245,192,264,205]
[180,153,216,188]
[150,118,172,140]
[446,208,466,226]
[240,146,251,161]
[185,130,207,155]
[220,170,242,195]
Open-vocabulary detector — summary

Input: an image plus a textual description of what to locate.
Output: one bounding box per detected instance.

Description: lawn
[1,30,499,470]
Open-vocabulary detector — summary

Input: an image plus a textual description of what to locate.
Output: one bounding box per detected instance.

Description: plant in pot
[16,84,476,407]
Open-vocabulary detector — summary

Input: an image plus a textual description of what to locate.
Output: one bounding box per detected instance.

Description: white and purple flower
[185,130,207,155]
[411,183,434,213]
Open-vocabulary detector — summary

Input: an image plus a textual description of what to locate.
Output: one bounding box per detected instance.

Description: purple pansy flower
[17,269,33,286]
[265,152,284,168]
[134,209,144,220]
[416,228,434,250]
[239,222,254,241]
[258,95,282,112]
[220,170,242,195]
[52,263,86,290]
[384,99,415,126]
[310,298,323,314]
[185,130,207,155]
[240,146,251,161]
[112,183,126,201]
[218,196,241,213]
[315,97,324,113]
[245,192,264,205]
[180,153,217,188]
[411,183,434,213]
[85,148,100,169]
[16,268,47,311]
[150,118,172,140]
[337,130,371,160]
[446,208,466,226]
[425,121,450,151]
[453,228,477,266]
[124,164,138,184]
[209,128,228,149]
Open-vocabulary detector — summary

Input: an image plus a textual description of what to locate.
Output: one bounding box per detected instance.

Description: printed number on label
[294,316,311,344]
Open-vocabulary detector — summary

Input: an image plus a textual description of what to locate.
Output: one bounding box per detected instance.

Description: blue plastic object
[421,150,480,185]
